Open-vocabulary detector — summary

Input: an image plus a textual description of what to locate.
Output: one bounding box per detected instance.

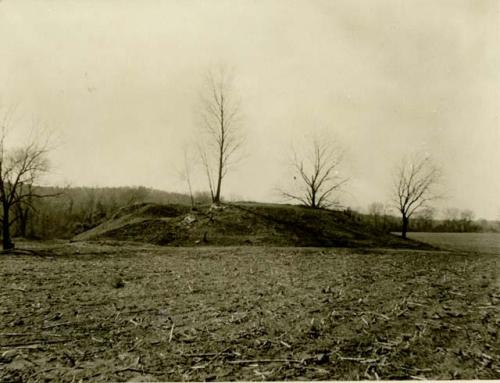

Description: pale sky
[0,0,499,219]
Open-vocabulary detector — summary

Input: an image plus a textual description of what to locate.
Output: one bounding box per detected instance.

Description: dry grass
[0,240,498,381]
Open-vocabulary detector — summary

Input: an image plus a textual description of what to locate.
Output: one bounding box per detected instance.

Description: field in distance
[0,240,498,381]
[407,232,500,255]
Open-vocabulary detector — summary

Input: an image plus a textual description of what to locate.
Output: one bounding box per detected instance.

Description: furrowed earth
[0,204,499,381]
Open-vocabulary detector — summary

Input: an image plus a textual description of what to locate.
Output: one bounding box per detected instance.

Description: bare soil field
[1,240,498,381]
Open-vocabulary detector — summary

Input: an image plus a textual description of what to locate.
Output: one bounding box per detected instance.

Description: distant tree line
[362,203,499,234]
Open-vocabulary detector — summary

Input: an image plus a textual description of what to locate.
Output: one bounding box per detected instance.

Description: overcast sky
[0,0,499,219]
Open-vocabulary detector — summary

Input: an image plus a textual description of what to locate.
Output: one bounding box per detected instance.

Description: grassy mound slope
[74,202,428,249]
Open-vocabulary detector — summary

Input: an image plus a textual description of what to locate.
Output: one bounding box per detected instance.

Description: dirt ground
[0,240,498,381]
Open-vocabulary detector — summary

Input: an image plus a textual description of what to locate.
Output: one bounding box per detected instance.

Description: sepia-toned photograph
[0,0,498,381]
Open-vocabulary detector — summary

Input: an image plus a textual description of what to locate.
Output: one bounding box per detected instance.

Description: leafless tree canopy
[393,154,441,239]
[0,115,51,249]
[282,134,348,209]
[198,67,244,204]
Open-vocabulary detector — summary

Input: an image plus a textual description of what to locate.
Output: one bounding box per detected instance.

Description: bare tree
[281,134,348,209]
[393,153,441,239]
[198,67,244,204]
[177,146,196,209]
[0,126,51,249]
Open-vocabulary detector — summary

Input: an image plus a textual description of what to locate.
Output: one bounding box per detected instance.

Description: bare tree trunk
[188,182,195,209]
[401,215,409,239]
[2,203,14,250]
[214,143,224,203]
[311,189,317,208]
[179,146,196,209]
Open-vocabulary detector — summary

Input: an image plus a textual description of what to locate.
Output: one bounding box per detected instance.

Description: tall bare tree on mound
[393,153,441,239]
[0,115,51,250]
[281,134,348,209]
[198,67,244,204]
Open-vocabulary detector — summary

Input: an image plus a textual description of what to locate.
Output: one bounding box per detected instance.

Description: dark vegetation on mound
[74,202,431,249]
